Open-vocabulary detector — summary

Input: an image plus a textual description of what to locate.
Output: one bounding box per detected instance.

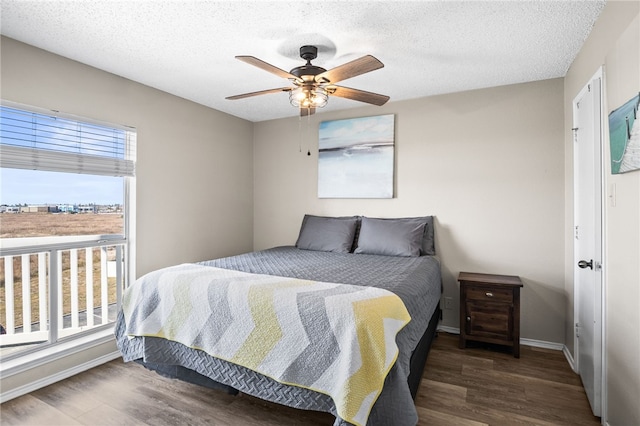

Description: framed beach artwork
[318,114,395,198]
[609,92,640,174]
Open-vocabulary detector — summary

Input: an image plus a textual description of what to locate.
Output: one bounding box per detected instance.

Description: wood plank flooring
[1,332,600,425]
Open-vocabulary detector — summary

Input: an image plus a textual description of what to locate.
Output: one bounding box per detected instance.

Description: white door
[573,71,603,417]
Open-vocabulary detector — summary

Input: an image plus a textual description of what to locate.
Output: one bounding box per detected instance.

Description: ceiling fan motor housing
[299,45,318,61]
[290,65,326,80]
[290,46,326,81]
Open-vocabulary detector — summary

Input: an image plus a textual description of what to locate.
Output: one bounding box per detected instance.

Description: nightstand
[458,272,523,358]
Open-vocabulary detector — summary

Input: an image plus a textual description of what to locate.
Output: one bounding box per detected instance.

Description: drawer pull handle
[466,316,471,322]
[486,292,494,297]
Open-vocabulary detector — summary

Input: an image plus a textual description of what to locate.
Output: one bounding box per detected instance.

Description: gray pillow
[353,216,436,256]
[354,217,426,257]
[295,215,359,253]
[422,216,436,256]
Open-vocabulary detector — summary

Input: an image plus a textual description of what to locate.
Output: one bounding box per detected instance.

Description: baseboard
[0,350,121,403]
[521,337,564,351]
[436,326,565,351]
[563,345,578,373]
[436,325,459,335]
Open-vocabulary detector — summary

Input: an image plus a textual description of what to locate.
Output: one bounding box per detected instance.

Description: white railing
[0,235,125,350]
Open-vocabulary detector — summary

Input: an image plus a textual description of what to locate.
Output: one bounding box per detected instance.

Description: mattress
[115,246,442,425]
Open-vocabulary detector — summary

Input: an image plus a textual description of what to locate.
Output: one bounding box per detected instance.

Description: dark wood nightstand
[458,272,523,358]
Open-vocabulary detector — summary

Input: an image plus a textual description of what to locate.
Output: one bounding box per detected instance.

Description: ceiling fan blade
[329,86,390,106]
[236,56,302,82]
[315,55,384,84]
[226,87,292,100]
[300,107,316,117]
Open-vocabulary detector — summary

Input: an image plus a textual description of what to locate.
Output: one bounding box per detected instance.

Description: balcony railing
[0,235,125,355]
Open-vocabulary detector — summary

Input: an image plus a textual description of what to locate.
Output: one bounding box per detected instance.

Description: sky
[1,105,127,205]
[0,168,123,205]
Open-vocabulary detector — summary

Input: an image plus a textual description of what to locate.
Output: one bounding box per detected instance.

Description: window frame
[0,100,136,371]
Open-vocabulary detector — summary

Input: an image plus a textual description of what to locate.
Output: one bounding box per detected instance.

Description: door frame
[572,66,606,420]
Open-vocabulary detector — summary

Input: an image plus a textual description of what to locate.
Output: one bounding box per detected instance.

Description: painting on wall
[609,92,640,174]
[318,114,395,198]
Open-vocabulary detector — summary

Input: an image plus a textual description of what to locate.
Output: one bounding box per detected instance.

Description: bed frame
[408,304,441,399]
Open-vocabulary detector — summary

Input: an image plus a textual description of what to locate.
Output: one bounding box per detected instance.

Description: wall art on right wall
[609,92,640,174]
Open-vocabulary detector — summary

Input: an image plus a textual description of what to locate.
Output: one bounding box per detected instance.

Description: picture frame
[609,92,640,174]
[318,114,395,198]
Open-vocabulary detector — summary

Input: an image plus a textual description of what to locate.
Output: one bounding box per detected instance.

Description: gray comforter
[115,246,441,426]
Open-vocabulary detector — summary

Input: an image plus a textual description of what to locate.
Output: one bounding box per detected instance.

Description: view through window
[0,103,135,358]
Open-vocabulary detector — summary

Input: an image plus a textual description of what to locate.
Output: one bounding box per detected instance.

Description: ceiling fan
[226,45,390,116]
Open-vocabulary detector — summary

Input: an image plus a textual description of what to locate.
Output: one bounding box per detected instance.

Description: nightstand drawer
[465,286,513,303]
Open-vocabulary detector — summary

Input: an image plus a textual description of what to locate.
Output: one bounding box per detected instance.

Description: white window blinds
[0,104,135,177]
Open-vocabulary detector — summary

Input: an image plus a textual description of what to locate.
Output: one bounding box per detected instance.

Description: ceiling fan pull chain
[298,114,303,153]
[307,111,312,156]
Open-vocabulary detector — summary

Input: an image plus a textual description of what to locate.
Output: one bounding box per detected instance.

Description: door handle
[578,259,593,270]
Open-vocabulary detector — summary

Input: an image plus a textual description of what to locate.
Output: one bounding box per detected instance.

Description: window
[0,102,136,359]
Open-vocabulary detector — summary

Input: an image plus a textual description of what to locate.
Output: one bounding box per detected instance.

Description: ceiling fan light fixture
[289,86,329,109]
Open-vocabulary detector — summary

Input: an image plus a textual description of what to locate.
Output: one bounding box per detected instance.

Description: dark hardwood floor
[417,333,600,425]
[1,332,600,425]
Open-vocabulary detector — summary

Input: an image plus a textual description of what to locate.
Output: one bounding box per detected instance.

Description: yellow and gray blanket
[123,263,411,426]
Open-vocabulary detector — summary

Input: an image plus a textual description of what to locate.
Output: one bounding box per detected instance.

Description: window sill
[0,326,120,403]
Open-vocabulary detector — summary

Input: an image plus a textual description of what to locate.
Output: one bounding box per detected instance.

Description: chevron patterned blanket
[122,263,411,426]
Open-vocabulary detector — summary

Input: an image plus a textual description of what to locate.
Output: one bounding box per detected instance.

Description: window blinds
[0,105,136,177]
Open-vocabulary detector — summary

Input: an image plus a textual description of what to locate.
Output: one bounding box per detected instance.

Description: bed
[115,215,442,426]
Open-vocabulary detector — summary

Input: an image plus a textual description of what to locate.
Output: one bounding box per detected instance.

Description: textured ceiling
[1,1,606,122]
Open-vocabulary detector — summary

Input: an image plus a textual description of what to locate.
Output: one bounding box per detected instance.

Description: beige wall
[1,36,254,397]
[563,1,640,424]
[254,78,566,344]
